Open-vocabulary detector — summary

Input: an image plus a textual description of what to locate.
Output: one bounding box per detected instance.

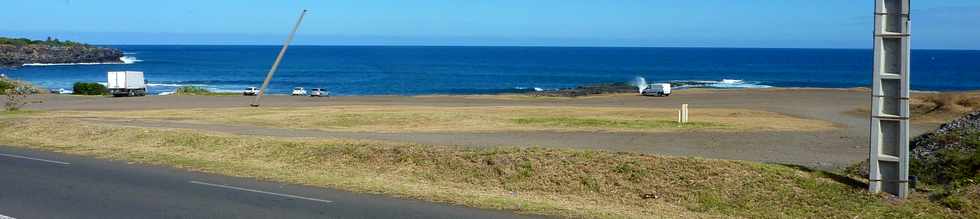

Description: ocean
[4,45,980,95]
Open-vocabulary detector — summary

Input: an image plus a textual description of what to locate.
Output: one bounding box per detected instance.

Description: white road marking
[0,213,16,219]
[189,181,333,204]
[0,152,71,165]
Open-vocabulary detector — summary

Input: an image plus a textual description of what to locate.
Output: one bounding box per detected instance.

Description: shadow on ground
[777,163,868,189]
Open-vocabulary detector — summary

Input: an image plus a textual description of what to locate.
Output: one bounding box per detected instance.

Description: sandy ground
[16,88,938,169]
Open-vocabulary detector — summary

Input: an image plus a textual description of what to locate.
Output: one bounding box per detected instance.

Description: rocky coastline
[1,42,124,68]
[528,82,639,97]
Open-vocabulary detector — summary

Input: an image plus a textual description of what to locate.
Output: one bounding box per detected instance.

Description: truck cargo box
[107,71,147,97]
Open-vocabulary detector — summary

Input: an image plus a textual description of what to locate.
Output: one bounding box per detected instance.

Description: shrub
[911,131,980,186]
[911,131,980,187]
[173,86,212,95]
[0,37,88,47]
[3,83,34,111]
[72,82,107,95]
[0,80,14,95]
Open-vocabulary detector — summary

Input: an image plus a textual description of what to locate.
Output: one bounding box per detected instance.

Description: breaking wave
[120,56,142,64]
[514,86,556,92]
[22,56,143,66]
[671,79,772,89]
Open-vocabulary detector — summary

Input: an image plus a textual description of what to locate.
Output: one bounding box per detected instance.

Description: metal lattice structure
[869,0,911,198]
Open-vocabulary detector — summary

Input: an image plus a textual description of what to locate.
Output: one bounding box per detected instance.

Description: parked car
[291,87,307,96]
[641,83,671,97]
[50,88,73,94]
[243,87,260,96]
[107,71,147,97]
[310,88,329,97]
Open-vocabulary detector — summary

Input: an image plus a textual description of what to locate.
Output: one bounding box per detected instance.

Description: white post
[682,104,689,123]
[678,109,683,123]
[869,0,910,198]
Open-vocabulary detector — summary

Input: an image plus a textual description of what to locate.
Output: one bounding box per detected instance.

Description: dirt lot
[14,88,940,169]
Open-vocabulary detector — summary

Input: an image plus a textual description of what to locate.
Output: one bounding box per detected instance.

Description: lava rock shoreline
[1,44,124,67]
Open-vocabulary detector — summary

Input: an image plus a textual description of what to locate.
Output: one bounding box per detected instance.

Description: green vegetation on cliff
[0,37,88,47]
[0,36,123,67]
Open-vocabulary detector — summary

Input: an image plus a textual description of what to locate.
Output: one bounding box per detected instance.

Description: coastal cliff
[0,37,124,67]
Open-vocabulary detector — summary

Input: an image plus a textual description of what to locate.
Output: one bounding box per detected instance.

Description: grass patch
[173,86,212,96]
[0,110,39,118]
[34,106,833,133]
[513,117,722,130]
[170,86,240,96]
[0,118,971,218]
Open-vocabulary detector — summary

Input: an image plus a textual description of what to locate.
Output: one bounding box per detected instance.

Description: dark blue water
[5,46,980,95]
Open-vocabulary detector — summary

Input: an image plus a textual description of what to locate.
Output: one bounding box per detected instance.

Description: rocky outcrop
[528,82,638,97]
[911,111,980,161]
[0,44,124,67]
[909,111,979,185]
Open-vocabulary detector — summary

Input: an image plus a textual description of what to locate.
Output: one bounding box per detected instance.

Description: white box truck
[107,71,147,97]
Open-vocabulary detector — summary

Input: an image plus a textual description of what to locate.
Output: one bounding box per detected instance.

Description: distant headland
[0,37,124,67]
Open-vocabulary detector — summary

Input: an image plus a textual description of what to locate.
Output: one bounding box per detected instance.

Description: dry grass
[912,92,980,120]
[849,91,980,124]
[32,106,835,133]
[0,117,969,218]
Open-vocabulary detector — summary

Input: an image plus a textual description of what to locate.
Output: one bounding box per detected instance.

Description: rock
[528,82,638,97]
[911,111,980,161]
[640,193,658,199]
[0,44,123,67]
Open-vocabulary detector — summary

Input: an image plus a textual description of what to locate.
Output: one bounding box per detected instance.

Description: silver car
[310,88,329,97]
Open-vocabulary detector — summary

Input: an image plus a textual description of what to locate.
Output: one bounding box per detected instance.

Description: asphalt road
[0,146,545,219]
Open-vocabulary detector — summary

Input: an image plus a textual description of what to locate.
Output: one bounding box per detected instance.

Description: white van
[641,83,671,96]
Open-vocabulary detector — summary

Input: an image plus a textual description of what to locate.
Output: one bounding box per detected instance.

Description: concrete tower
[869,0,911,198]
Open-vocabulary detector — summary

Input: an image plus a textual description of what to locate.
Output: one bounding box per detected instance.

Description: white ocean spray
[633,76,649,93]
[22,56,142,66]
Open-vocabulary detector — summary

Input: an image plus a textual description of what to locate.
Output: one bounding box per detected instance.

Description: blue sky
[2,0,978,49]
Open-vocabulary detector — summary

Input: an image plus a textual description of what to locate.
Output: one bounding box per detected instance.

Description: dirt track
[20,88,938,169]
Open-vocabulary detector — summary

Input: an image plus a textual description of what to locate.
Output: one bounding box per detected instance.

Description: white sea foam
[147,83,189,87]
[632,76,649,93]
[209,88,242,93]
[21,56,142,66]
[120,56,142,64]
[514,86,554,92]
[708,79,771,88]
[672,79,772,89]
